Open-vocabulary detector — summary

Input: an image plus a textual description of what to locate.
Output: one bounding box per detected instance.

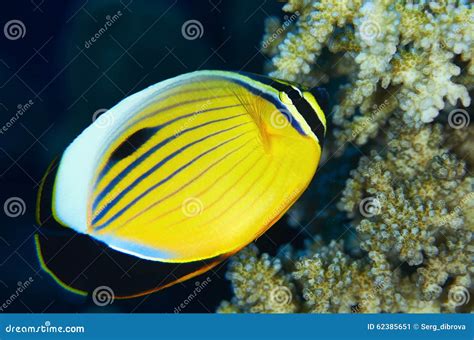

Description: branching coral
[218,245,297,313]
[262,0,472,148]
[291,240,409,313]
[339,123,472,264]
[219,0,473,314]
[339,122,473,302]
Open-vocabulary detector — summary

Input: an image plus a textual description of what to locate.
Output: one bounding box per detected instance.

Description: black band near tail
[36,228,228,299]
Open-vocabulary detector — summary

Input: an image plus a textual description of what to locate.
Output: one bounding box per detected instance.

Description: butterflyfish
[35,70,328,298]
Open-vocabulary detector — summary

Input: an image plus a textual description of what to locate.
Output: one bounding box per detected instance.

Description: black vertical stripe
[287,90,326,148]
[237,72,326,145]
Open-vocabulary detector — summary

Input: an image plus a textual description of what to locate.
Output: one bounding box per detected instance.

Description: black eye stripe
[236,71,326,145]
[286,88,303,102]
[292,97,325,147]
[274,85,326,146]
[275,85,326,146]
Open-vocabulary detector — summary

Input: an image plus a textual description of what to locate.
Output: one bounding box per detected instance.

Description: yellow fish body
[36,70,327,298]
